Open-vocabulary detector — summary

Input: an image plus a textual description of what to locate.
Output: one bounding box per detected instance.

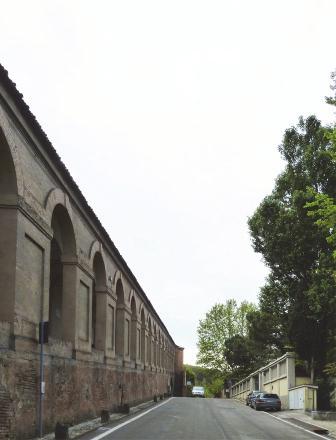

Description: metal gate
[289,387,304,409]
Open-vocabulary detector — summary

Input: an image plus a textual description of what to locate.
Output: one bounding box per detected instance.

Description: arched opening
[115,279,125,357]
[158,331,163,368]
[159,333,162,369]
[49,204,76,341]
[0,129,18,198]
[130,297,137,362]
[0,129,18,323]
[163,338,167,370]
[140,309,146,364]
[153,325,157,367]
[49,238,62,339]
[92,253,106,349]
[147,317,152,365]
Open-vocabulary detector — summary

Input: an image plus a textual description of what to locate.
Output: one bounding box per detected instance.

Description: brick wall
[0,348,173,439]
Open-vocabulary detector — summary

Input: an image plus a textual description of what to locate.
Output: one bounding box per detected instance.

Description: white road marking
[263,411,329,439]
[90,397,174,440]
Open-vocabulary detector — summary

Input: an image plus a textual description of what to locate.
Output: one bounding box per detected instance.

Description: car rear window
[263,394,279,398]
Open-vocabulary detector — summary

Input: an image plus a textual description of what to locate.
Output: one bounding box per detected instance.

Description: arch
[49,204,77,341]
[0,127,18,199]
[153,323,157,367]
[92,252,107,348]
[0,127,19,323]
[158,330,162,368]
[89,240,107,268]
[115,278,125,357]
[51,204,76,256]
[92,252,107,290]
[139,302,145,317]
[128,289,136,306]
[140,308,146,364]
[112,269,123,291]
[116,278,125,305]
[147,316,152,365]
[0,121,24,198]
[163,337,167,370]
[130,296,137,362]
[45,188,76,236]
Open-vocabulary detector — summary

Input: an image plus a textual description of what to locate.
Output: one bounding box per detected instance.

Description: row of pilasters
[5,206,176,373]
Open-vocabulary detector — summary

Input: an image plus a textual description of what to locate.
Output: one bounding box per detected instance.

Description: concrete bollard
[154,395,158,402]
[116,403,130,414]
[101,410,110,423]
[121,403,130,414]
[55,422,69,440]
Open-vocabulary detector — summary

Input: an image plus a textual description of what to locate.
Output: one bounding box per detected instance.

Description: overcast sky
[1,0,336,364]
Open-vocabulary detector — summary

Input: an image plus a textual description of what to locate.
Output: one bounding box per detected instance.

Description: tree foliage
[184,364,223,397]
[196,299,256,372]
[248,76,336,408]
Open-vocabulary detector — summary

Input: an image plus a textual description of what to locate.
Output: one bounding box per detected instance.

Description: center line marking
[90,397,174,440]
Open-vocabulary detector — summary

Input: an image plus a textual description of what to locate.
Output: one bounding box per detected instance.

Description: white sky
[1,0,335,364]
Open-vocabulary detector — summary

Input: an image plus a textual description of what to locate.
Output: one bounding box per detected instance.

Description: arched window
[92,253,106,349]
[153,325,157,367]
[0,129,18,323]
[140,308,146,364]
[115,279,125,357]
[49,204,76,341]
[147,317,152,365]
[0,129,17,197]
[158,330,161,368]
[130,296,137,362]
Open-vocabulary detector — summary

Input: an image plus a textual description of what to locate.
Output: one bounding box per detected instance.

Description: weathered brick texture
[0,64,184,439]
[0,348,173,439]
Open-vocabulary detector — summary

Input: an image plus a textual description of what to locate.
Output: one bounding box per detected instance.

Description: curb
[34,399,160,439]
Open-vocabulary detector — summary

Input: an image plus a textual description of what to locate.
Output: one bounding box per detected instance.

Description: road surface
[80,397,325,440]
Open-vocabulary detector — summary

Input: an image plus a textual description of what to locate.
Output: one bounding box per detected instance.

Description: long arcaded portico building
[0,64,184,439]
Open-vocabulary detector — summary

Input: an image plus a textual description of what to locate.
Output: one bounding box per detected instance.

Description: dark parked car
[246,390,261,406]
[252,393,281,411]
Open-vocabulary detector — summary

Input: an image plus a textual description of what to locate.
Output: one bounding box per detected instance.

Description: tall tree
[196,299,256,372]
[248,113,336,408]
[305,72,336,382]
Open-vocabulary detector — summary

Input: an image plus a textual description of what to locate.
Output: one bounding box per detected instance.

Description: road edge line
[90,397,174,440]
[263,411,329,439]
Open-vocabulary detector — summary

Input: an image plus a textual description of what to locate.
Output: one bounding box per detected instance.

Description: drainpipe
[38,321,47,438]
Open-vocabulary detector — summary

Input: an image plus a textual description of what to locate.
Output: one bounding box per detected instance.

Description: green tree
[223,334,253,377]
[185,365,196,385]
[206,377,224,398]
[304,72,336,385]
[196,299,256,372]
[248,113,336,409]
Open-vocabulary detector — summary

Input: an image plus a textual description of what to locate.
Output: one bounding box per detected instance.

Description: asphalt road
[81,397,325,440]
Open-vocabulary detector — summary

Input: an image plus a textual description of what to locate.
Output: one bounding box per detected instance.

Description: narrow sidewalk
[274,409,336,438]
[34,399,159,439]
[234,398,336,438]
